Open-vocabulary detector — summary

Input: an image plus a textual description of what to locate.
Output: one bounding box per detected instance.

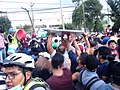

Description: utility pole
[107,3,110,25]
[30,3,35,33]
[21,7,35,34]
[81,0,86,32]
[60,0,65,30]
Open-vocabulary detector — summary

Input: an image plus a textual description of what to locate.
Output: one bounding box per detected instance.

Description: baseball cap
[39,52,51,60]
[101,36,110,45]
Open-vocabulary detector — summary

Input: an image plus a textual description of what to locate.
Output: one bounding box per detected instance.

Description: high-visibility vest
[7,34,18,48]
[23,78,50,90]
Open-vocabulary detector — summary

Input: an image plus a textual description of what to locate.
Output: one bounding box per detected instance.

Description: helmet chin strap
[22,69,26,86]
[23,69,31,86]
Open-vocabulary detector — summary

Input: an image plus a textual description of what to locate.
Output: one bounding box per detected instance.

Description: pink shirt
[0,33,7,48]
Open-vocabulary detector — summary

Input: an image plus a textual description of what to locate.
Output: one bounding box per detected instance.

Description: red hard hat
[32,33,36,37]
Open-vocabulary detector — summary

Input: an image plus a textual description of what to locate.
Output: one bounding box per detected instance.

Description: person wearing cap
[32,52,52,81]
[34,52,52,71]
[29,40,45,56]
[7,28,18,55]
[28,33,37,48]
[101,36,110,46]
[108,40,119,61]
[2,53,50,90]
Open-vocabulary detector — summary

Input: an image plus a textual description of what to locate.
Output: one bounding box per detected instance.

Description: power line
[0,0,73,5]
[7,11,73,15]
[33,11,73,14]
[10,17,72,21]
[6,6,74,13]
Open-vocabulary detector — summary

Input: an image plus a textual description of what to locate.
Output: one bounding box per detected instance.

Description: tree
[16,24,32,33]
[72,5,83,29]
[93,18,104,32]
[72,0,103,32]
[72,0,81,8]
[58,23,75,30]
[0,16,11,33]
[106,0,120,33]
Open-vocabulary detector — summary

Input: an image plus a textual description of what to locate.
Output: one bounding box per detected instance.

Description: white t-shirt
[51,46,75,68]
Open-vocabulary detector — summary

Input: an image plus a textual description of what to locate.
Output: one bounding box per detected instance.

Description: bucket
[17,29,26,40]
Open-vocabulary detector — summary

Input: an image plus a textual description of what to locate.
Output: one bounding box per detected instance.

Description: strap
[79,69,86,83]
[85,76,98,87]
[86,77,100,90]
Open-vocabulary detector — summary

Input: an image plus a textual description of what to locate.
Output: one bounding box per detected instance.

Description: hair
[108,40,116,46]
[89,40,97,47]
[0,25,4,33]
[117,39,120,46]
[51,53,64,69]
[97,46,111,60]
[85,55,99,71]
[56,44,65,54]
[80,52,88,65]
[110,32,115,36]
[32,68,51,81]
[107,54,116,62]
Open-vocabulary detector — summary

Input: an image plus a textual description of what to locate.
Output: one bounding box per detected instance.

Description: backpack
[23,77,51,90]
[74,69,100,90]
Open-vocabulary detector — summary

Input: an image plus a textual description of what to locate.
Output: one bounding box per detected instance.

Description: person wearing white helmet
[2,53,50,90]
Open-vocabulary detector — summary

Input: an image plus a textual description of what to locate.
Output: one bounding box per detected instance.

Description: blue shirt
[97,61,109,83]
[68,50,78,73]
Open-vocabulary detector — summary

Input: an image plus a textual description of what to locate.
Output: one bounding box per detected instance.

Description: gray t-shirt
[80,69,106,90]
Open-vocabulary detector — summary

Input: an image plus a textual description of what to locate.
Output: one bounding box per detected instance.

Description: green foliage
[72,5,83,29]
[59,23,75,30]
[72,0,80,3]
[106,0,120,33]
[16,24,32,33]
[93,18,104,32]
[0,16,11,33]
[72,0,103,32]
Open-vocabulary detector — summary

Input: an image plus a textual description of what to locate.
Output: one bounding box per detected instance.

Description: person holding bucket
[7,28,18,55]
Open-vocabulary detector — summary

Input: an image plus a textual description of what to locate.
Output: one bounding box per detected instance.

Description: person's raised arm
[47,33,55,55]
[83,33,90,54]
[71,33,81,57]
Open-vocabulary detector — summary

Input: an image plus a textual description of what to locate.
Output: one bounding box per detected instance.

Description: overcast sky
[0,0,109,28]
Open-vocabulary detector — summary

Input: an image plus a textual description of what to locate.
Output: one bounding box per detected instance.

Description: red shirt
[46,69,73,90]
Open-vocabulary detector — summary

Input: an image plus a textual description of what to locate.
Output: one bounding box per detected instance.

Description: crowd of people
[0,26,120,90]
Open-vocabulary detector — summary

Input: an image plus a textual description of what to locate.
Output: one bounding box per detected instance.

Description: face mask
[8,84,23,90]
[8,76,24,90]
